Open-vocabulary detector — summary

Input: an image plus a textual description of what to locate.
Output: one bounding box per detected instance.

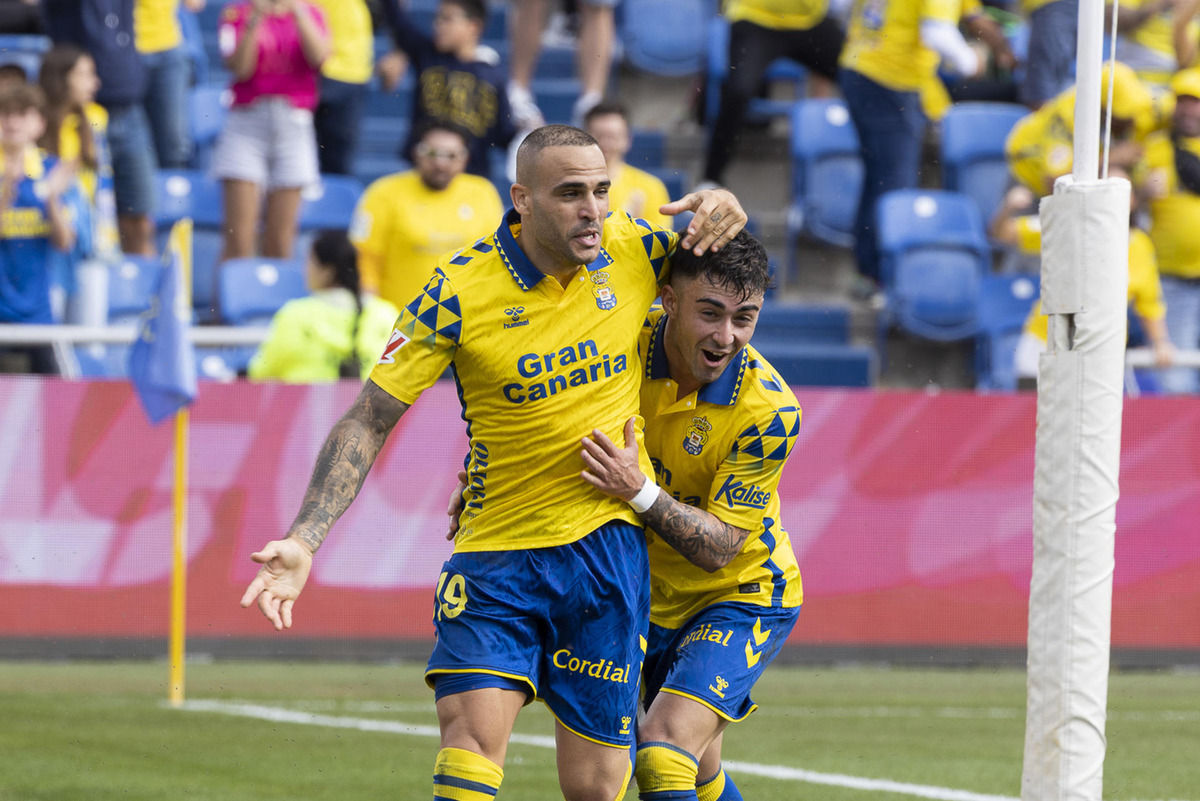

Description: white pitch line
[174,699,1190,801]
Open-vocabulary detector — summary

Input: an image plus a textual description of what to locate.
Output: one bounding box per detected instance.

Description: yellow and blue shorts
[643,601,800,721]
[426,519,650,747]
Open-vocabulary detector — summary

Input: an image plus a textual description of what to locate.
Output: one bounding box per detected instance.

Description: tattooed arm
[240,380,409,629]
[580,417,750,573]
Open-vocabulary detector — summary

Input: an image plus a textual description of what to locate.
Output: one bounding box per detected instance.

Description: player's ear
[511,183,530,216]
[660,283,677,316]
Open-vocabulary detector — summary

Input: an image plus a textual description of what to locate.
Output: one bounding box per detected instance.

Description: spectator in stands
[1109,0,1195,93]
[583,100,672,228]
[248,229,400,382]
[0,61,28,87]
[136,0,202,170]
[380,0,516,179]
[38,44,120,321]
[213,0,330,264]
[1142,67,1200,391]
[838,0,992,288]
[42,0,159,256]
[349,121,501,309]
[1006,61,1157,198]
[1018,0,1078,108]
[0,81,82,373]
[0,0,42,34]
[1175,0,1200,67]
[700,0,845,189]
[990,176,1174,386]
[507,0,615,126]
[309,0,372,175]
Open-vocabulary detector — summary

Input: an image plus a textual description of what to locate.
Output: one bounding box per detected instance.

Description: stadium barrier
[0,378,1197,665]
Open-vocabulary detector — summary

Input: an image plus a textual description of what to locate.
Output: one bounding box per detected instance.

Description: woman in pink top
[213,0,329,272]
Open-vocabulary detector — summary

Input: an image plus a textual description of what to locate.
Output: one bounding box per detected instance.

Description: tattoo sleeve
[640,492,751,573]
[287,380,409,553]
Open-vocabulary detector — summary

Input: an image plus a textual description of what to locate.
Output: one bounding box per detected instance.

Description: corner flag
[129,221,197,424]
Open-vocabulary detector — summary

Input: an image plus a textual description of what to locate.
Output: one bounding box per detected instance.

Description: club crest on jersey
[590,270,617,311]
[377,329,410,364]
[683,416,712,455]
[503,305,529,329]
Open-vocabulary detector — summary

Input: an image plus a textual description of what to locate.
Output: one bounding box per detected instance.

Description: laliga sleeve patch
[377,329,411,364]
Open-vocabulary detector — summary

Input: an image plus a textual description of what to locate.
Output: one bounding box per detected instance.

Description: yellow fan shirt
[609,163,672,231]
[350,170,503,310]
[1145,131,1200,279]
[369,209,679,553]
[725,0,830,31]
[638,308,803,628]
[308,0,374,85]
[840,0,969,93]
[135,0,182,54]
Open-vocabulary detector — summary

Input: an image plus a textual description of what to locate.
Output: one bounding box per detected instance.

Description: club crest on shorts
[590,270,617,311]
[683,416,712,455]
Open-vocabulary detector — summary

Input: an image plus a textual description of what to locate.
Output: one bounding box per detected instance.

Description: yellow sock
[635,741,699,800]
[696,768,726,801]
[432,747,503,801]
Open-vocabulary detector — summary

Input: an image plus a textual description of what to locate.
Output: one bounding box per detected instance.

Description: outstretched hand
[661,187,748,256]
[239,537,314,631]
[580,417,647,501]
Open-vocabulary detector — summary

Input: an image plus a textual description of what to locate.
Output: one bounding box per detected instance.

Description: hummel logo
[503,305,529,329]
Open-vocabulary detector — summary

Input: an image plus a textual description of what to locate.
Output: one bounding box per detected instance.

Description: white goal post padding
[1022,175,1129,801]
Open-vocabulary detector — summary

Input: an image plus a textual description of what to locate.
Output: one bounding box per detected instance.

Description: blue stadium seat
[786,98,863,254]
[750,338,877,387]
[533,77,584,124]
[188,84,229,170]
[178,8,210,85]
[704,16,806,127]
[974,273,1039,390]
[191,229,224,323]
[754,302,852,345]
[155,169,224,229]
[877,190,991,342]
[940,102,1028,235]
[217,257,307,326]
[621,0,714,76]
[0,48,44,80]
[627,130,666,170]
[299,175,364,231]
[647,167,688,201]
[107,256,163,324]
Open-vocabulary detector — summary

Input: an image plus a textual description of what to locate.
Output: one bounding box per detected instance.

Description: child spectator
[213,0,330,265]
[381,0,517,179]
[0,82,83,373]
[38,44,121,322]
[247,229,400,382]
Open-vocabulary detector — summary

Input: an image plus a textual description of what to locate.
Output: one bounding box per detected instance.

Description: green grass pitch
[0,660,1197,800]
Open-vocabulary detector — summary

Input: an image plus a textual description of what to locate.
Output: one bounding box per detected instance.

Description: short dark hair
[0,64,28,84]
[583,100,628,127]
[411,119,469,150]
[443,0,487,23]
[514,124,599,182]
[0,81,44,115]
[669,229,771,302]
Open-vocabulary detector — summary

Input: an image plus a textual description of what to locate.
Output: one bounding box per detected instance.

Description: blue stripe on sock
[432,773,499,796]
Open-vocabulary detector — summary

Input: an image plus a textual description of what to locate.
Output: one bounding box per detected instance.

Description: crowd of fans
[1,0,1200,390]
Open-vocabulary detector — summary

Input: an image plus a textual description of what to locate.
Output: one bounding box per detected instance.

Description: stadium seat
[974,272,1039,390]
[533,77,584,125]
[155,169,224,229]
[106,256,163,325]
[754,301,852,345]
[191,229,224,323]
[217,257,307,326]
[627,130,666,170]
[750,337,877,387]
[647,167,688,201]
[704,16,807,127]
[940,102,1028,235]
[299,175,364,231]
[178,8,210,85]
[620,0,714,76]
[188,84,229,170]
[877,190,991,342]
[786,98,863,255]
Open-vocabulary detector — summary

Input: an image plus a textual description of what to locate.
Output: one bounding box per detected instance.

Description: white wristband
[628,475,660,514]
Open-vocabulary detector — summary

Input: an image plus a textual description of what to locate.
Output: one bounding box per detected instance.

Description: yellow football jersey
[725,0,829,31]
[308,0,374,85]
[1019,224,1164,341]
[350,170,503,310]
[638,309,803,628]
[608,164,672,231]
[370,209,678,553]
[134,0,182,54]
[840,0,967,93]
[1146,132,1200,279]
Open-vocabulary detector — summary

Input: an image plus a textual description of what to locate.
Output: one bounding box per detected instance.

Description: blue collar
[645,313,747,407]
[493,208,614,291]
